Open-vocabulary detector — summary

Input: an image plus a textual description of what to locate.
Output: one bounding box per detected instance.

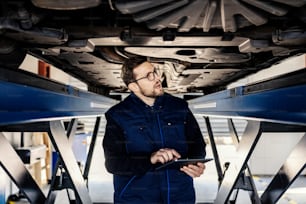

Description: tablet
[155,158,213,171]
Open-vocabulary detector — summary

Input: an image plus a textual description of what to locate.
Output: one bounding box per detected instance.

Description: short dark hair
[121,56,147,86]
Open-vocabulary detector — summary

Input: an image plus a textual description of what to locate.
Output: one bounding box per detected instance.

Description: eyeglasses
[132,68,159,83]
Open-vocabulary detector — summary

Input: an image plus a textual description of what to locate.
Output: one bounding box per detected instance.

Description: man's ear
[128,82,138,92]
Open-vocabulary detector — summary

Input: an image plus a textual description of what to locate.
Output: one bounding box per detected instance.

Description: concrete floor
[50,175,306,204]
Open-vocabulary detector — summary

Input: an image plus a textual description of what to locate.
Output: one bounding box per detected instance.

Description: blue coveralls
[103,93,206,204]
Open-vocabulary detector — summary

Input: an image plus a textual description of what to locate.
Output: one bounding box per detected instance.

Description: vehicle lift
[189,69,306,204]
[0,67,117,204]
[1,65,306,203]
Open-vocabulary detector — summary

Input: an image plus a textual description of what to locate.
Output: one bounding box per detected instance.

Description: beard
[139,81,164,98]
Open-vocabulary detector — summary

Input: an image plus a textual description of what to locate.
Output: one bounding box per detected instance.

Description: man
[103,56,206,204]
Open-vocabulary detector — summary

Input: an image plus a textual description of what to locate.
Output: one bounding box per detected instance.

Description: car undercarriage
[1,0,306,96]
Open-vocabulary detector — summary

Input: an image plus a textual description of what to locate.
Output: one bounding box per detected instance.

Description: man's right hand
[150,148,181,164]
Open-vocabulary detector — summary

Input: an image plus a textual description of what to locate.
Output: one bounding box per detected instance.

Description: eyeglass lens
[147,71,156,81]
[135,68,158,82]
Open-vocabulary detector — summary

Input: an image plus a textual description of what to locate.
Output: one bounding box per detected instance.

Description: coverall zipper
[156,112,171,204]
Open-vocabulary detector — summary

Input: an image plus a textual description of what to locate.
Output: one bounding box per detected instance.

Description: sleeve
[185,108,207,159]
[102,113,153,176]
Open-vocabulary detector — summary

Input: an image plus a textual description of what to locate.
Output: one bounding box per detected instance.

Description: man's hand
[180,162,206,178]
[150,148,181,164]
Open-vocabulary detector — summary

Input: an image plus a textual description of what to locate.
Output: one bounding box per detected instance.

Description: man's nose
[154,72,161,81]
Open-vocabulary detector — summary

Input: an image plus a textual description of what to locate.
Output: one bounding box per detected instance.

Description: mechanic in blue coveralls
[103,56,207,204]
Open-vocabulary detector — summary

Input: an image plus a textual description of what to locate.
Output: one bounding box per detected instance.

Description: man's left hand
[180,162,206,178]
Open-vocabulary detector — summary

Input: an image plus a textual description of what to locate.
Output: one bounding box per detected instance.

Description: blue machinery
[0,65,306,203]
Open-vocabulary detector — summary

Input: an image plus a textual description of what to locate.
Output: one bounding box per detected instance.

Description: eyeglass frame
[131,68,159,83]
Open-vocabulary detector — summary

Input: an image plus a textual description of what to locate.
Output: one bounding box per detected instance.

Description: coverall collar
[130,92,165,109]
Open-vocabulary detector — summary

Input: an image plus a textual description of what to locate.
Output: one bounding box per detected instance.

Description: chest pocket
[161,114,188,154]
[123,120,154,153]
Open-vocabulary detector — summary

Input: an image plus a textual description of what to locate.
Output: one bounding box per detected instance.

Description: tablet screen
[155,158,213,171]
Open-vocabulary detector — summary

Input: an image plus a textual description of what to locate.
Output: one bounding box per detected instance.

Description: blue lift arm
[0,74,116,126]
[189,80,306,126]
